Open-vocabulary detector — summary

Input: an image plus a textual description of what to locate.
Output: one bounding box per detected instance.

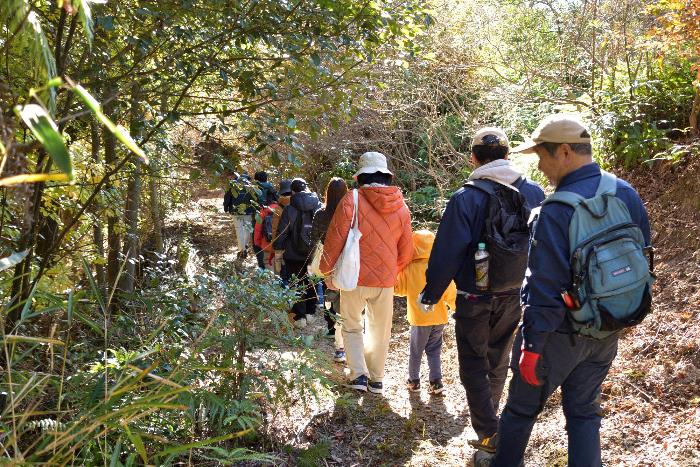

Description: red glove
[519,349,542,386]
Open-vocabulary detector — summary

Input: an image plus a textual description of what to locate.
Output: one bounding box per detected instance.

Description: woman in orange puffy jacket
[320,152,413,394]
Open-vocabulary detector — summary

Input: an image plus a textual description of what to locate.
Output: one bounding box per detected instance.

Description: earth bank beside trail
[182,163,700,465]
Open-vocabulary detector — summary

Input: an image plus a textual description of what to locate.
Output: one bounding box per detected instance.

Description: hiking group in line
[224,114,654,466]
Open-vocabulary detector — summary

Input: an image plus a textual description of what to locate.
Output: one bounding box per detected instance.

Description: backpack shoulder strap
[513,177,525,190]
[596,171,618,196]
[543,190,586,209]
[465,179,496,195]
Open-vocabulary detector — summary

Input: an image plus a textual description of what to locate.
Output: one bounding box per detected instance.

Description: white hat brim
[353,166,394,178]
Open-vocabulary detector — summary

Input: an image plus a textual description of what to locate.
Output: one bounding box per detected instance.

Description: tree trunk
[90,119,107,297]
[690,84,700,137]
[104,102,121,294]
[149,161,163,255]
[118,83,143,293]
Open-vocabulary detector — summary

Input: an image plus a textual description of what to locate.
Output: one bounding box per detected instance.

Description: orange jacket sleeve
[394,263,410,297]
[396,206,414,272]
[320,191,354,275]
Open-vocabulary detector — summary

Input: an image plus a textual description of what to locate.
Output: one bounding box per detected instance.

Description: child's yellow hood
[412,229,435,261]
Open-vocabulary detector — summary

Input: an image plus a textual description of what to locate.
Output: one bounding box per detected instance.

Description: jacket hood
[291,191,320,212]
[360,186,406,214]
[412,229,435,261]
[279,195,291,207]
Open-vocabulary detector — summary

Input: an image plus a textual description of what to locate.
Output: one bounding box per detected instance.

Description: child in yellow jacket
[395,230,456,395]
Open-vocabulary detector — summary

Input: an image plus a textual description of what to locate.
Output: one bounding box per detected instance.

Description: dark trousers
[323,288,340,333]
[492,331,618,467]
[285,259,317,320]
[454,293,521,439]
[252,245,265,269]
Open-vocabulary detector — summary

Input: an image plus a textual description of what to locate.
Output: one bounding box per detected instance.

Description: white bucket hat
[353,151,394,178]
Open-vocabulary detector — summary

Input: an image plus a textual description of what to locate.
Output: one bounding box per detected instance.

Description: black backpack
[291,209,314,257]
[262,212,274,242]
[466,177,531,292]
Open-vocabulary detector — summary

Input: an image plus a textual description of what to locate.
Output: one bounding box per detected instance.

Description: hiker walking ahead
[395,229,456,396]
[223,173,256,259]
[420,128,544,457]
[491,115,652,466]
[321,152,413,394]
[271,179,292,278]
[274,178,322,328]
[310,177,349,363]
[252,171,275,269]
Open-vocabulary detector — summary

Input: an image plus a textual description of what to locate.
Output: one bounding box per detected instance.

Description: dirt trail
[185,184,699,466]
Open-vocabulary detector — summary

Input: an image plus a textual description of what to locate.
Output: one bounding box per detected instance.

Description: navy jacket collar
[556,163,600,191]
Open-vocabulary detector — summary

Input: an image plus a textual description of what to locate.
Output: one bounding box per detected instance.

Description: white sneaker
[293,318,307,329]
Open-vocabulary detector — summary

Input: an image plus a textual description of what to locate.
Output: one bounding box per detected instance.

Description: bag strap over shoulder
[466,176,525,194]
[350,189,359,229]
[465,179,496,195]
[596,171,618,196]
[543,170,618,214]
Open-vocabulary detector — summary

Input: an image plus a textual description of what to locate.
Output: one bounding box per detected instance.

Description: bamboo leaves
[73,84,149,163]
[15,104,73,178]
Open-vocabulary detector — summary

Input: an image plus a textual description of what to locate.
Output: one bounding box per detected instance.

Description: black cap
[291,178,307,193]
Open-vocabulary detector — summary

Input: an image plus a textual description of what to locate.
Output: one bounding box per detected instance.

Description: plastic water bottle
[475,243,489,291]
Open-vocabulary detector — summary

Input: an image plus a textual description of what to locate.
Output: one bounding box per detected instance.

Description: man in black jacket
[274,178,322,328]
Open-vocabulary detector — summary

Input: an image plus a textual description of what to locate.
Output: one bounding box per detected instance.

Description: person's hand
[325,279,338,291]
[417,293,433,313]
[519,349,542,386]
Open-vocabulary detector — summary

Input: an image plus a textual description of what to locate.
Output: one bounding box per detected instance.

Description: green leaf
[114,125,149,164]
[15,104,73,178]
[72,85,148,163]
[73,84,102,116]
[124,425,148,464]
[0,250,28,272]
[156,430,253,456]
[110,438,123,467]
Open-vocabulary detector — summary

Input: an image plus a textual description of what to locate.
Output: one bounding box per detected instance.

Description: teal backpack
[543,171,654,339]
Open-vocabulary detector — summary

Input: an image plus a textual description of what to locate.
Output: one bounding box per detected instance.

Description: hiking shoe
[333,349,346,363]
[468,433,498,454]
[406,379,420,392]
[428,379,444,395]
[293,317,307,329]
[346,375,368,392]
[472,449,494,467]
[368,380,383,394]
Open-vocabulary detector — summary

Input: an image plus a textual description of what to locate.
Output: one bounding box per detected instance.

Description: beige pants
[273,250,285,275]
[340,286,394,382]
[232,215,253,252]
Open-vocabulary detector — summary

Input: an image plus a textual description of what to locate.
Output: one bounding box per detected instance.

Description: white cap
[353,151,393,178]
[471,127,509,150]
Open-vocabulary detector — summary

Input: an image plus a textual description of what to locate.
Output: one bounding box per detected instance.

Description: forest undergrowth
[180,160,700,466]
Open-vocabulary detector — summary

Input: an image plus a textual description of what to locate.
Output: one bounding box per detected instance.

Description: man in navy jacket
[491,114,651,466]
[421,128,545,456]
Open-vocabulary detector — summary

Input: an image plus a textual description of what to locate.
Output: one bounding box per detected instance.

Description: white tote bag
[332,189,362,291]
